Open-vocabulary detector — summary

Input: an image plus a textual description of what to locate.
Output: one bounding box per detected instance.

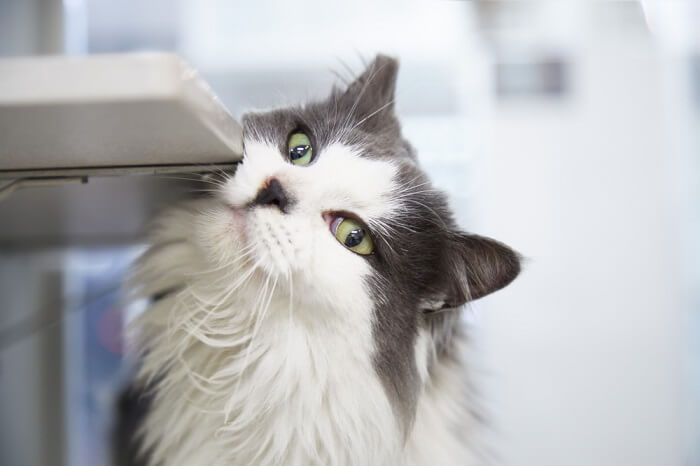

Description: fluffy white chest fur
[132,213,478,466]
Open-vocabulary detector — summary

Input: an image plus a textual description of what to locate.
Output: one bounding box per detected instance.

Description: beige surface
[0,174,201,247]
[0,53,243,172]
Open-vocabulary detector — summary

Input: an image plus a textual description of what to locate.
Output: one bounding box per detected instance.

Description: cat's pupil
[344,229,365,248]
[290,145,309,160]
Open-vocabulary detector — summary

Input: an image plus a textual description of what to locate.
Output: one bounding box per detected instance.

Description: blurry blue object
[63,248,142,466]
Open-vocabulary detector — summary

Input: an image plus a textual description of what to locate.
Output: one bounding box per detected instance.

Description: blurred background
[0,1,698,465]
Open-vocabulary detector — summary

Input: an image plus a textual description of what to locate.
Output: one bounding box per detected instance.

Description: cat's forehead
[241,103,349,148]
[241,96,413,164]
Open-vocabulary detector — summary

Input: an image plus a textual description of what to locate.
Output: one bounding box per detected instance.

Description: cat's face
[194,55,520,421]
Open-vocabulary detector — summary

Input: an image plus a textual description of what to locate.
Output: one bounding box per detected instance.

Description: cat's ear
[423,234,521,313]
[337,54,399,120]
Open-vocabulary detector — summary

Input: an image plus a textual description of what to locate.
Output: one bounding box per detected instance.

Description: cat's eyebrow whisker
[348,99,394,133]
[390,189,441,202]
[392,180,436,197]
[334,56,356,84]
[376,217,420,235]
[397,205,446,230]
[393,187,440,199]
[367,218,401,257]
[394,186,439,197]
[400,173,431,188]
[337,62,378,141]
[329,85,342,144]
[336,58,395,142]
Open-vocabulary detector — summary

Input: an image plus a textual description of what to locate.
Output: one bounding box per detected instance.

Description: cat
[127,54,520,466]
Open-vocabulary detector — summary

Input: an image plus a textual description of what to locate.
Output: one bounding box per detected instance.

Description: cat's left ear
[337,54,399,121]
[423,234,521,313]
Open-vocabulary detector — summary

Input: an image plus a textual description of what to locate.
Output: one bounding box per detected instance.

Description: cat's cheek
[191,203,247,265]
[229,206,248,238]
[307,242,372,308]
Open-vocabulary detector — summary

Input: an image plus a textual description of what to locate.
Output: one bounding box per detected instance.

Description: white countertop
[0,53,242,177]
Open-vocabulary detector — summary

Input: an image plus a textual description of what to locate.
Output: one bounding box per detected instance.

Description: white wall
[474,43,695,466]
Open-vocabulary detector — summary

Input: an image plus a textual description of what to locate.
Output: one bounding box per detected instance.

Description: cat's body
[131,201,478,466]
[129,56,519,466]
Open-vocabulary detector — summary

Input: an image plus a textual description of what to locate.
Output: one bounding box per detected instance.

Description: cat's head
[198,54,520,422]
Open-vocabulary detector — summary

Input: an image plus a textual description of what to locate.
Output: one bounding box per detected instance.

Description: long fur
[126,55,519,466]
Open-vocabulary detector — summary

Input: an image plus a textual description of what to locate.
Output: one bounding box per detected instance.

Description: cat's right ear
[336,54,399,122]
[423,234,521,313]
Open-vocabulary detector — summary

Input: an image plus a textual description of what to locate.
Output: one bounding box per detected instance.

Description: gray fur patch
[240,54,521,431]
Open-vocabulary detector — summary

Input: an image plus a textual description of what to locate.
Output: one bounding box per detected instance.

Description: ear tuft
[336,54,399,122]
[349,54,399,102]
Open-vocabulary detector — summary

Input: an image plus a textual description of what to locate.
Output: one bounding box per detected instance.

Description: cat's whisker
[392,182,438,198]
[400,199,450,230]
[347,99,394,133]
[287,268,294,326]
[224,272,275,421]
[186,263,260,320]
[338,58,396,143]
[173,264,261,345]
[377,215,420,234]
[175,272,268,396]
[367,219,401,257]
[210,163,236,181]
[172,160,237,182]
[191,253,258,296]
[187,246,256,278]
[191,246,257,281]
[334,56,356,85]
[156,174,228,188]
[337,61,378,141]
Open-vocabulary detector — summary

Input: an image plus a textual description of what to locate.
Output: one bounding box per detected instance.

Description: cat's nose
[252,177,290,213]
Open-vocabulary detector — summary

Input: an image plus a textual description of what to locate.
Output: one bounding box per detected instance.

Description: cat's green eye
[331,217,374,255]
[288,132,313,166]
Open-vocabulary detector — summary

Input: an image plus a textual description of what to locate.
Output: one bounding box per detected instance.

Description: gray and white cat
[128,55,520,466]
